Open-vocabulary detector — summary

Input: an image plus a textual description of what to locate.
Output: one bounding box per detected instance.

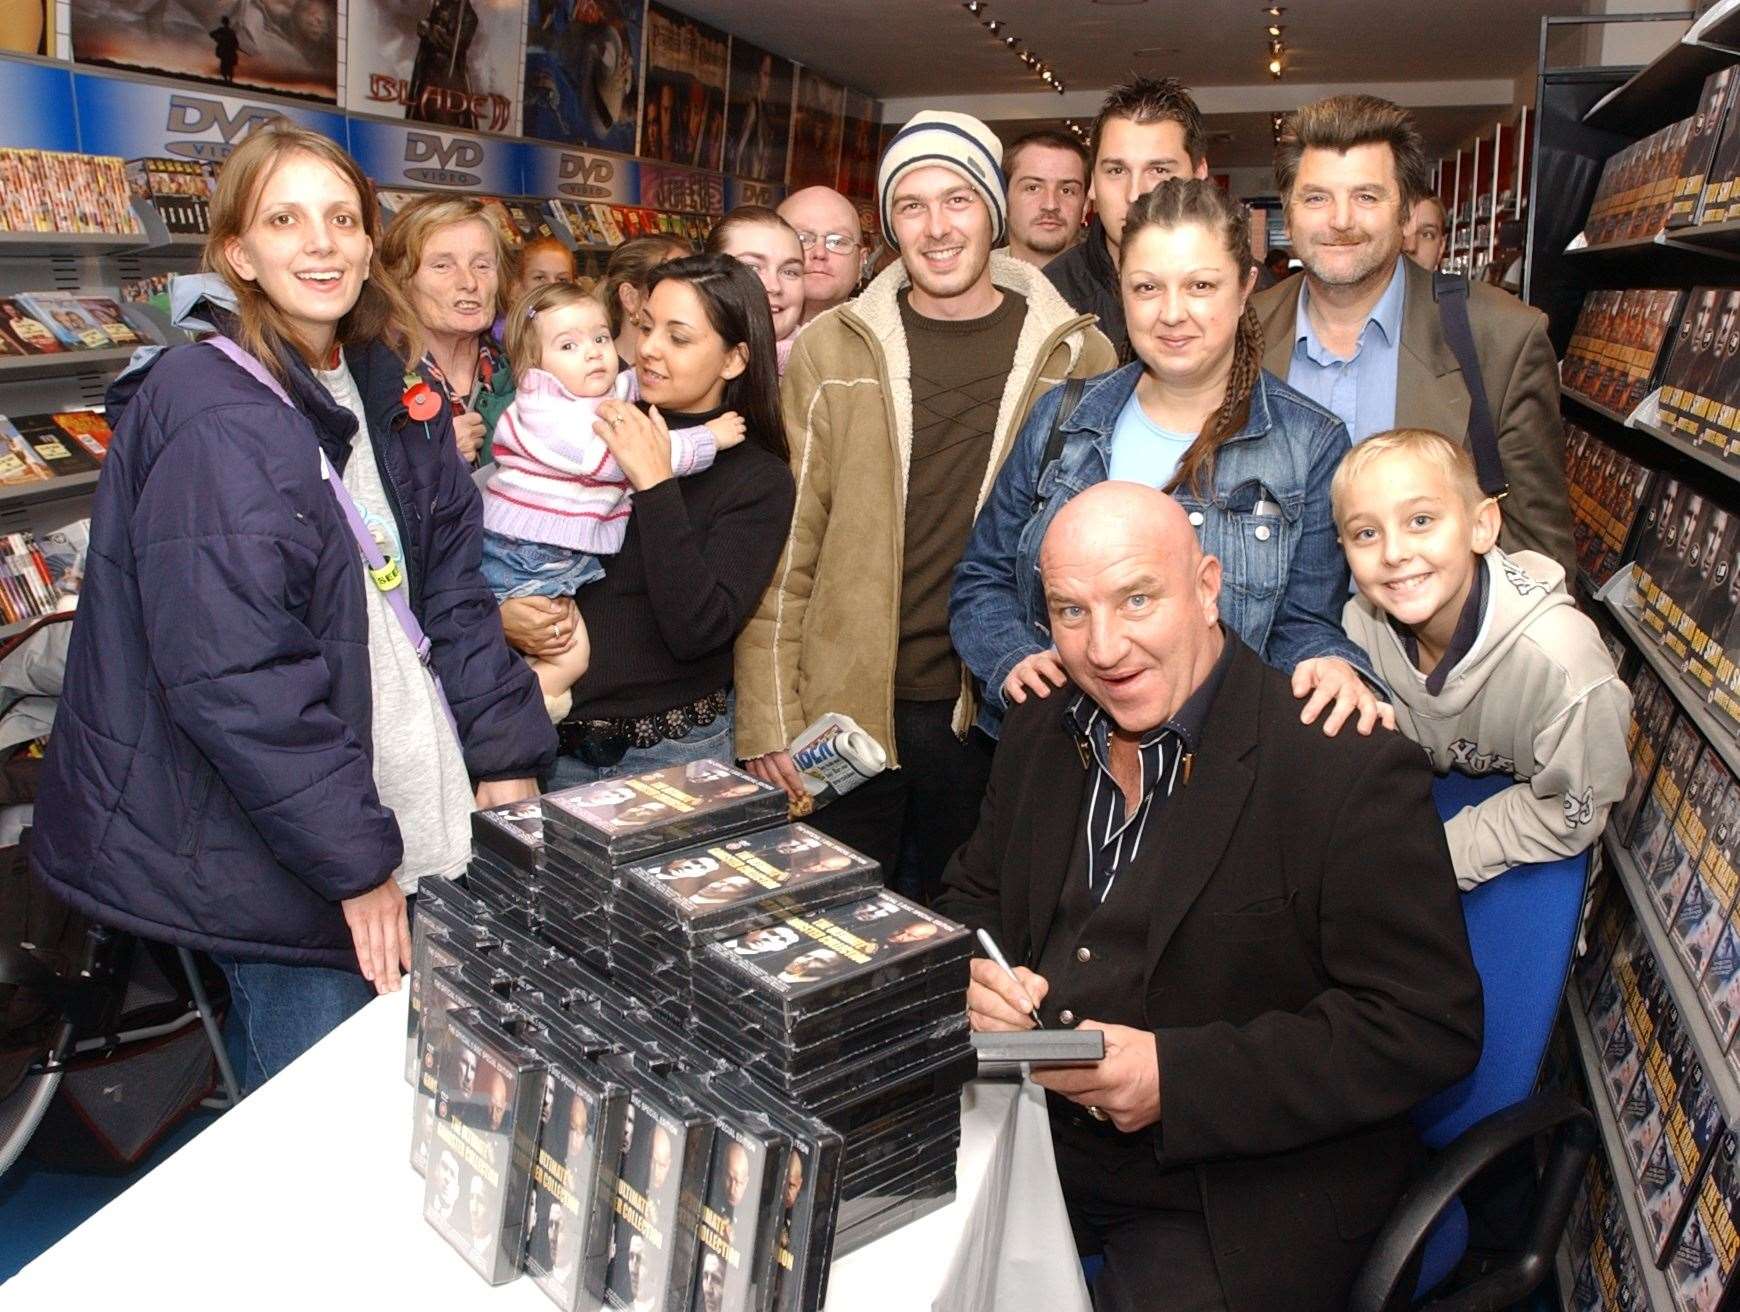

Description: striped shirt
[1066,636,1232,903]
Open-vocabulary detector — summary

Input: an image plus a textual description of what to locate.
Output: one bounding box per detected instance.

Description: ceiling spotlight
[1054,81,1066,94]
[985,18,1001,31]
[1267,24,1283,36]
[1264,4,1285,14]
[1268,57,1283,77]
[1003,33,1018,46]
[962,1,984,12]
[1269,38,1285,55]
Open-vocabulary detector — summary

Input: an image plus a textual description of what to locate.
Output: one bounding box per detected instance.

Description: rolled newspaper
[786,712,888,815]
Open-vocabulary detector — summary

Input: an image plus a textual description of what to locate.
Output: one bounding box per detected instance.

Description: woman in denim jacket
[952,178,1384,737]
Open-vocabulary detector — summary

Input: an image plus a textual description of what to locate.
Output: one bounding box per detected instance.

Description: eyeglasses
[795,231,859,255]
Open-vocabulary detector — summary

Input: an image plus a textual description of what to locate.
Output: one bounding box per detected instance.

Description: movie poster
[725,39,793,185]
[640,2,729,173]
[523,0,642,153]
[788,68,843,190]
[70,0,338,102]
[347,0,523,135]
[836,90,879,199]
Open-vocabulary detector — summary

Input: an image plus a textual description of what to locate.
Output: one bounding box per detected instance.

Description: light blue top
[1108,389,1195,487]
[1284,256,1406,445]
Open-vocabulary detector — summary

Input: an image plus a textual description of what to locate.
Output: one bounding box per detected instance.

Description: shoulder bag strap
[1032,375,1088,514]
[203,336,459,740]
[1433,271,1508,500]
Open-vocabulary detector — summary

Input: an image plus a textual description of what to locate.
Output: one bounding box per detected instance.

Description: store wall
[28,0,878,207]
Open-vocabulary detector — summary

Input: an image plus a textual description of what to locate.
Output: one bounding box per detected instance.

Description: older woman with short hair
[381,194,517,464]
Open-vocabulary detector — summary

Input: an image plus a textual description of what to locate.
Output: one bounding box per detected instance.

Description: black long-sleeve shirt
[567,404,796,720]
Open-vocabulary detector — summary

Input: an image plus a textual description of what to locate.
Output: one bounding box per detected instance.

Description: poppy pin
[402,372,441,423]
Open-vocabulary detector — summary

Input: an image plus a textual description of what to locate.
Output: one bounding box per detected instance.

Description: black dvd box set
[410,760,978,1310]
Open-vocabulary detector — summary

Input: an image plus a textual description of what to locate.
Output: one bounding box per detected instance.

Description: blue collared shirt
[1285,256,1406,445]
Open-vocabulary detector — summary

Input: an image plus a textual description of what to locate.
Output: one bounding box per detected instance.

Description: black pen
[975,927,1044,1028]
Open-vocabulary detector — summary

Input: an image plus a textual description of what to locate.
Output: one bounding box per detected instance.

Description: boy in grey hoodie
[1332,428,1631,889]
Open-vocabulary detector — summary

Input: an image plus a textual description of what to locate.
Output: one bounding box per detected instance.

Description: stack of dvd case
[414,761,979,1306]
[689,891,976,1251]
[606,825,884,1018]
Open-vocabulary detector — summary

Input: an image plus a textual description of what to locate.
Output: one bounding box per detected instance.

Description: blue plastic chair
[1348,770,1597,1310]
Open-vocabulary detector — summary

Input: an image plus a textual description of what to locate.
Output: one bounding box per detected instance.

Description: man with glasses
[738,112,1114,902]
[778,185,864,323]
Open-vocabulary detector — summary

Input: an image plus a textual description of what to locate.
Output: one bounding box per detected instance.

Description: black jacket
[937,640,1483,1312]
[1044,216,1127,361]
[33,330,555,967]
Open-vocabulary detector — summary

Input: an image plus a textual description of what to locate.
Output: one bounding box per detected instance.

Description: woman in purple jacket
[32,123,554,1091]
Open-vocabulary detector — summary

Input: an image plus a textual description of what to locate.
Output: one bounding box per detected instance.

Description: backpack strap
[203,336,460,741]
[1433,271,1508,500]
[1032,375,1087,513]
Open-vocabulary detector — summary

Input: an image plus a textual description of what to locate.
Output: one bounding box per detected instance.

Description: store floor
[0,1108,217,1283]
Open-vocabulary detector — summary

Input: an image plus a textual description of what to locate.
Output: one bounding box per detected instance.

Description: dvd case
[1673,771,1740,976]
[1671,1129,1740,1311]
[602,1075,716,1312]
[424,1010,548,1284]
[543,760,787,868]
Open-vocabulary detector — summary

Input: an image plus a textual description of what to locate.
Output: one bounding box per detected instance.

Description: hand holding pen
[966,926,1050,1033]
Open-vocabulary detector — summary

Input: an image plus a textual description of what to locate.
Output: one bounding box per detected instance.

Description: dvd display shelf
[1601,824,1740,1128]
[1597,568,1740,783]
[1585,1,1740,136]
[1563,387,1740,488]
[1563,975,1680,1310]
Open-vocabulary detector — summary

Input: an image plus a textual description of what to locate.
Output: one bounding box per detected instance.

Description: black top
[566,402,796,720]
[1044,215,1127,363]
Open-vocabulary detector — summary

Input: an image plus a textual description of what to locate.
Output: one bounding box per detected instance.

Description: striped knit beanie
[877,111,1007,249]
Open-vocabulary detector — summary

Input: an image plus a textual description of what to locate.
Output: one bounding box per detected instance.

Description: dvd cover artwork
[1653,1047,1729,1264]
[604,1084,714,1312]
[1662,290,1717,432]
[683,1105,786,1312]
[1671,1129,1740,1311]
[1700,897,1740,1046]
[1676,776,1740,976]
[411,964,515,1176]
[1615,685,1678,840]
[1631,719,1703,871]
[424,1011,547,1284]
[1634,478,1687,630]
[699,892,972,1016]
[1674,68,1740,226]
[543,760,786,867]
[1661,752,1733,924]
[472,798,547,872]
[617,824,881,941]
[524,1033,630,1312]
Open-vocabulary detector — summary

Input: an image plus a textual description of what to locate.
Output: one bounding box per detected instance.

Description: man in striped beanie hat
[734,107,1115,904]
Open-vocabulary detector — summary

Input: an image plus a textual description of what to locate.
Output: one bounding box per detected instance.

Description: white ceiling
[668,0,1586,165]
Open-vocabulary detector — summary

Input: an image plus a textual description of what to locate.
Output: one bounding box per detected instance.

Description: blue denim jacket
[950,361,1374,736]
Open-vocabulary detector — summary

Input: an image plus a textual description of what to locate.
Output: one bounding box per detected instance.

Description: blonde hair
[203,120,417,375]
[1330,428,1486,526]
[379,194,516,322]
[503,282,609,381]
[1120,178,1262,497]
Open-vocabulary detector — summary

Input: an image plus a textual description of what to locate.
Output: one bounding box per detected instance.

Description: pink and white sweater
[482,367,717,553]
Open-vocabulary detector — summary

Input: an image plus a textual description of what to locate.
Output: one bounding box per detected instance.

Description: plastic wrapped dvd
[711,1071,845,1312]
[671,1075,790,1312]
[615,824,881,943]
[690,986,968,1081]
[1648,1043,1727,1264]
[412,964,516,1176]
[1671,1129,1740,1311]
[472,798,547,873]
[693,892,972,1022]
[542,760,786,868]
[407,893,498,1082]
[468,856,538,911]
[601,1073,716,1312]
[423,1010,547,1284]
[523,1029,631,1312]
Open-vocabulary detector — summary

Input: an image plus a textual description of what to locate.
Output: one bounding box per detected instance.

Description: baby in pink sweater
[481,283,743,720]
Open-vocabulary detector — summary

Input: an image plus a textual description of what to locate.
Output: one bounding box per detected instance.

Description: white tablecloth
[0,993,1089,1312]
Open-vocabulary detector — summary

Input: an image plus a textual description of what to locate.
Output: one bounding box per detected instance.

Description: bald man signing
[935,483,1481,1312]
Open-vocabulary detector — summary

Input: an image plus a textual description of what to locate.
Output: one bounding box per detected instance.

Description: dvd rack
[1535,7,1740,1305]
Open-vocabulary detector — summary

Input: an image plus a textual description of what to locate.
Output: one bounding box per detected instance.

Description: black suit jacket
[937,641,1483,1312]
